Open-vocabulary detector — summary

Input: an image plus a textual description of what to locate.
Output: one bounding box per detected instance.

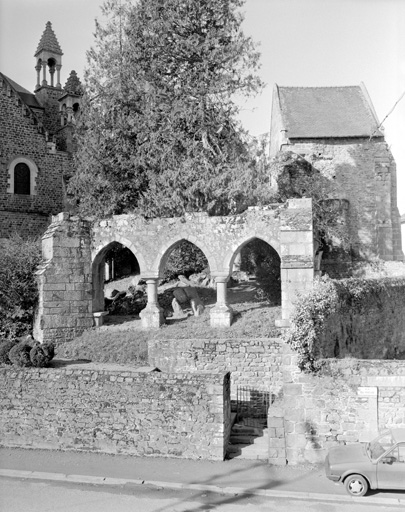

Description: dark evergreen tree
[69,0,266,217]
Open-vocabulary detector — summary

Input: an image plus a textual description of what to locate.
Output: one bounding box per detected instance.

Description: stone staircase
[227,416,268,460]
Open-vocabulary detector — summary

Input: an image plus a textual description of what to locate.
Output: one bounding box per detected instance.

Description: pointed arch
[222,235,281,274]
[155,236,216,278]
[91,239,144,312]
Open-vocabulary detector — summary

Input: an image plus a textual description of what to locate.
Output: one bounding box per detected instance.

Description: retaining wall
[0,364,231,460]
[148,337,289,400]
[269,357,405,465]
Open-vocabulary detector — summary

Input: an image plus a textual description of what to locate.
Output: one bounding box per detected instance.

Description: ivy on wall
[284,275,405,372]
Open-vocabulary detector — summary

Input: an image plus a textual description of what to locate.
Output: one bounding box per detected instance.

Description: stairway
[227,417,268,460]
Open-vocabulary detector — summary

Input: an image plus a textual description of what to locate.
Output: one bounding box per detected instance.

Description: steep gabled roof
[35,21,63,56]
[275,83,383,138]
[0,72,43,109]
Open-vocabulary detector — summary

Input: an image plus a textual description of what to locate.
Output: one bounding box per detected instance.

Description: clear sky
[1,0,404,213]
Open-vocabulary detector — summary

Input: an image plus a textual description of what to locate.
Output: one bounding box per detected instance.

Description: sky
[1,0,404,214]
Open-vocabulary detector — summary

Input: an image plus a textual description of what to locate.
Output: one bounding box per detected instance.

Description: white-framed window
[7,157,38,195]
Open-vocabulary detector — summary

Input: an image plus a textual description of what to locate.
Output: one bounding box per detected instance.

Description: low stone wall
[0,363,231,460]
[269,357,405,465]
[148,337,288,400]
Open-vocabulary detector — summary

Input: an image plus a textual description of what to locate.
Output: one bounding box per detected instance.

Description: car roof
[391,429,405,443]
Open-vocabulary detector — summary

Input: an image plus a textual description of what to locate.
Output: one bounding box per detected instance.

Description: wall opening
[159,239,214,319]
[232,238,281,306]
[92,242,140,316]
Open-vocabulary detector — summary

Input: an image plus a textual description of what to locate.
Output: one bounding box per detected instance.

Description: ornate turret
[57,70,83,152]
[34,21,63,90]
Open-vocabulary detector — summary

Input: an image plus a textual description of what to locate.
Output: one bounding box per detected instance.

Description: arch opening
[92,242,141,318]
[158,239,214,320]
[231,238,281,306]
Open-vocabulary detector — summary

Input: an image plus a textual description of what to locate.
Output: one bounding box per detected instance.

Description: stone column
[56,64,62,88]
[139,278,164,329]
[42,61,47,86]
[210,275,233,328]
[35,63,41,89]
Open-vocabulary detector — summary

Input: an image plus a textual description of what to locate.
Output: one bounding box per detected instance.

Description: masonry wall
[148,337,288,401]
[284,139,403,263]
[0,77,72,239]
[269,357,405,465]
[0,364,231,460]
[33,213,94,343]
[318,278,405,359]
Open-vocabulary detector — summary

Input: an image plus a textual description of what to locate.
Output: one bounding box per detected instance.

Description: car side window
[383,444,405,464]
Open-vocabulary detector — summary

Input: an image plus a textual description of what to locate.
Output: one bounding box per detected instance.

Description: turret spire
[34,22,63,89]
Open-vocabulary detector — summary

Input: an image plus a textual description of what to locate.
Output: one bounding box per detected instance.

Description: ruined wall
[0,364,231,461]
[33,213,94,343]
[34,199,314,341]
[0,77,72,239]
[283,139,403,263]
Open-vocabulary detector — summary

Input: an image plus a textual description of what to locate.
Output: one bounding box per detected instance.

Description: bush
[8,342,32,367]
[284,276,338,373]
[30,342,55,367]
[0,339,17,365]
[0,235,41,339]
[284,275,405,372]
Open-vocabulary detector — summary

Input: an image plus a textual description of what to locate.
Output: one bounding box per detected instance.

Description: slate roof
[35,21,63,56]
[0,72,43,110]
[275,84,383,138]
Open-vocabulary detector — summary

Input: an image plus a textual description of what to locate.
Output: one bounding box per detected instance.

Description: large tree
[69,0,266,218]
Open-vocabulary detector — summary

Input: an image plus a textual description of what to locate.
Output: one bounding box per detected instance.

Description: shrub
[284,275,405,372]
[8,342,32,367]
[30,342,55,367]
[0,235,41,339]
[0,339,17,365]
[283,275,339,373]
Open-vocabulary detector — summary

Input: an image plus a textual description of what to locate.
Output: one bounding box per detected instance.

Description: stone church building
[0,22,82,240]
[270,83,403,266]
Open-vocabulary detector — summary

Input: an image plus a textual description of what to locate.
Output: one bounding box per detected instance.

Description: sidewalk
[0,447,404,506]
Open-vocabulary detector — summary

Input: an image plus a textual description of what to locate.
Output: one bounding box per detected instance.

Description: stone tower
[34,22,64,138]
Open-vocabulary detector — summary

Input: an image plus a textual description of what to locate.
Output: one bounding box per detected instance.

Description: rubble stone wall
[284,139,403,263]
[0,365,231,461]
[148,336,289,399]
[269,357,405,465]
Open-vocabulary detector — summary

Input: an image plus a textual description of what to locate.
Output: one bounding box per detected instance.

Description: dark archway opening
[159,240,214,319]
[233,239,281,306]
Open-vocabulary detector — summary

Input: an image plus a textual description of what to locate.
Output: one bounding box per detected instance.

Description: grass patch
[56,329,149,366]
[56,303,281,365]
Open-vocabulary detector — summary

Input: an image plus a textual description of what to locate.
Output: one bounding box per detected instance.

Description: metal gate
[236,386,270,427]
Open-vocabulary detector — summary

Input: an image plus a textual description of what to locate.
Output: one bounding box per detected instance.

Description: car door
[376,443,405,490]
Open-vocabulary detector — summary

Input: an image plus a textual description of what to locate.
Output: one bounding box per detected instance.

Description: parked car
[325,429,405,496]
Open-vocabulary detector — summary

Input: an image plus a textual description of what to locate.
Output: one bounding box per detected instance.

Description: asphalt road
[1,477,404,512]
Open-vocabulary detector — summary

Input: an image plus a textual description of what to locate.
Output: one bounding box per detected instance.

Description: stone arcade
[33,198,314,342]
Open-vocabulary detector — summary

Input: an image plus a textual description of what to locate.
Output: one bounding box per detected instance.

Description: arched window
[7,157,38,196]
[14,163,31,195]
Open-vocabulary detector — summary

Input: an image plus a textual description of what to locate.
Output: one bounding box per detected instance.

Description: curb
[1,469,405,506]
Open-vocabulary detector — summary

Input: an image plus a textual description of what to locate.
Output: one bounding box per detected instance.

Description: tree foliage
[0,235,41,339]
[69,0,266,218]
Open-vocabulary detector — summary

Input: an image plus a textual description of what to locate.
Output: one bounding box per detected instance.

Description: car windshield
[367,431,395,460]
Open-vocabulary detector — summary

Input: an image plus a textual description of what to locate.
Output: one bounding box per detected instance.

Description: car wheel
[344,474,369,497]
